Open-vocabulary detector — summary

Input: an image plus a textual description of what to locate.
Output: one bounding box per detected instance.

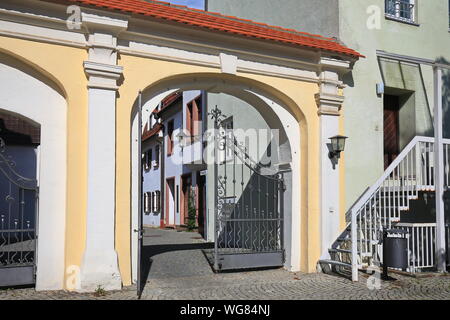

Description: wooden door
[384,94,400,169]
[196,172,206,237]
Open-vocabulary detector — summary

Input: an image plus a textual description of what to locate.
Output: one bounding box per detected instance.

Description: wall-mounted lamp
[328,135,348,162]
[177,131,188,150]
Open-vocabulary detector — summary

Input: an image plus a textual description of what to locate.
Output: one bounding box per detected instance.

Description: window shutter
[144,192,150,214]
[155,145,160,167]
[155,191,161,213]
[151,192,156,213]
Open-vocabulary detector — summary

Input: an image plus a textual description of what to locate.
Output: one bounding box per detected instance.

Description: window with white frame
[385,0,416,23]
[144,192,152,214]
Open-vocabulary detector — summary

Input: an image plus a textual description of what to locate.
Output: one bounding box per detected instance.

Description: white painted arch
[130,74,302,283]
[0,51,67,291]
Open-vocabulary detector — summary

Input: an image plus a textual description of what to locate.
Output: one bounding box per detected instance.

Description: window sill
[385,15,420,26]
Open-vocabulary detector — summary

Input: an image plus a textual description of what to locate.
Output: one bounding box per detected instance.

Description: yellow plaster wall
[0,34,348,287]
[115,54,323,284]
[0,36,88,288]
[339,89,347,230]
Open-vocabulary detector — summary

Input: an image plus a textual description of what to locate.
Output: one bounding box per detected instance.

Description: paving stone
[1,229,449,300]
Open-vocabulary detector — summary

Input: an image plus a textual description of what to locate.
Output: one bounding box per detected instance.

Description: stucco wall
[0,37,87,290]
[207,0,450,213]
[205,93,275,242]
[206,0,339,38]
[142,138,162,227]
[338,0,450,208]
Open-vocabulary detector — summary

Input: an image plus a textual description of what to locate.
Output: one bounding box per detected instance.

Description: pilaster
[78,12,127,292]
[316,57,350,259]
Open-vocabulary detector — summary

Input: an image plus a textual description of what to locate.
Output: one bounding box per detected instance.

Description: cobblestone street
[1,229,449,300]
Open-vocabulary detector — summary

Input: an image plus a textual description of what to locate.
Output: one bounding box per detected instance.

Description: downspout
[158,128,165,229]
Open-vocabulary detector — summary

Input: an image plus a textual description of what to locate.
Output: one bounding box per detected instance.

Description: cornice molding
[0,1,354,84]
[81,12,128,35]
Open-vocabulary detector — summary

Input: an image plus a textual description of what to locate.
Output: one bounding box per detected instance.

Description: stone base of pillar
[79,248,122,292]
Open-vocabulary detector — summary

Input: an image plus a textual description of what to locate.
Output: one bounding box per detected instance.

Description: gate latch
[134,228,145,239]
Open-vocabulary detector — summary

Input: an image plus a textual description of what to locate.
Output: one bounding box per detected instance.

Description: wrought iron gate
[211,106,285,271]
[0,139,38,287]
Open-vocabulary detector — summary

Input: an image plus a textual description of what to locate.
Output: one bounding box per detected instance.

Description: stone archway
[0,52,67,291]
[129,73,303,283]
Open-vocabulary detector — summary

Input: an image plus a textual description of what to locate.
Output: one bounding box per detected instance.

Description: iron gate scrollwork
[211,106,285,271]
[0,138,38,287]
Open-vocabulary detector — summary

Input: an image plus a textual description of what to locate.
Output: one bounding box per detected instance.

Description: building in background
[207,0,450,275]
[142,90,208,238]
[207,0,450,214]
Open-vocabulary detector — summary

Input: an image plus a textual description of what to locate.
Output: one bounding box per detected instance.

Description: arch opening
[130,73,303,286]
[0,52,67,291]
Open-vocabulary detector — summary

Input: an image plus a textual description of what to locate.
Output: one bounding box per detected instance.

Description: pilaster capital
[315,92,344,116]
[83,61,123,90]
[81,12,128,36]
[315,57,351,116]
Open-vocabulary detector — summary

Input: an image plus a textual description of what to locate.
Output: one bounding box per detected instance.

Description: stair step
[337,238,380,247]
[318,259,351,268]
[329,248,353,254]
[378,206,409,211]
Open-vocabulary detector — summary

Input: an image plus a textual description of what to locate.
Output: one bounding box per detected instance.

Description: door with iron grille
[0,139,38,287]
[211,106,285,271]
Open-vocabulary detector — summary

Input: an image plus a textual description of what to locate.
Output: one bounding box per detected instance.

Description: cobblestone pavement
[1,228,449,300]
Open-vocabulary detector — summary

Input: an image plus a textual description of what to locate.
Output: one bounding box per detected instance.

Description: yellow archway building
[0,0,361,291]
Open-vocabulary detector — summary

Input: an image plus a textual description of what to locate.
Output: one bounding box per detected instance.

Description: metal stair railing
[349,136,438,281]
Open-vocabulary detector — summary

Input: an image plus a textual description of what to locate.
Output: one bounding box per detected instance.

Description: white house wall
[0,55,67,291]
[142,139,162,227]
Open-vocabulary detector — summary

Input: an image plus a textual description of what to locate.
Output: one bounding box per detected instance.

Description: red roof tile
[161,91,182,110]
[42,0,363,58]
[157,90,182,117]
[142,123,163,141]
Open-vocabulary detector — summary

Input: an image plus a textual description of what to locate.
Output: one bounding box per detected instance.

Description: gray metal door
[0,139,38,287]
[211,106,285,271]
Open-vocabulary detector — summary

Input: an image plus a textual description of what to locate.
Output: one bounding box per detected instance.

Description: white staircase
[319,136,450,280]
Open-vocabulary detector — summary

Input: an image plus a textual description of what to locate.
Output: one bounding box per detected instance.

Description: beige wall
[116,54,325,283]
[0,34,346,287]
[0,35,88,288]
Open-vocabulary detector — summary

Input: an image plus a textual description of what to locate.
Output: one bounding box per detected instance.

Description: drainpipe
[158,132,165,228]
[434,66,446,272]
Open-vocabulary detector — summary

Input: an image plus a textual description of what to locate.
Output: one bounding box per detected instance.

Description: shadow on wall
[215,143,285,252]
[438,57,450,139]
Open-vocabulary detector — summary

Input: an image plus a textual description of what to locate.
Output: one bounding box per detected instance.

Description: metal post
[434,66,446,272]
[382,228,389,280]
[136,91,143,298]
[351,208,358,282]
[213,106,220,271]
